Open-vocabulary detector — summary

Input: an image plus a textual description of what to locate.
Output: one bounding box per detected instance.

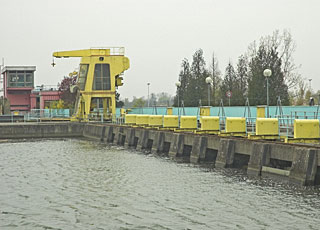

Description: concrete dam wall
[0,122,319,186]
[82,124,320,186]
[0,122,84,139]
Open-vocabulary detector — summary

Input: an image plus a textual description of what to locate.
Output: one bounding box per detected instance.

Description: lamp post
[263,69,272,118]
[175,81,181,115]
[147,82,150,107]
[308,79,312,90]
[205,77,213,106]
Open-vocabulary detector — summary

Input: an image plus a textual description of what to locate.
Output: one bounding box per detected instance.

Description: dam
[1,47,320,228]
[1,120,319,186]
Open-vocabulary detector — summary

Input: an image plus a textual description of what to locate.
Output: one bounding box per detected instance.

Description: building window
[78,64,89,91]
[93,64,111,90]
[7,70,34,88]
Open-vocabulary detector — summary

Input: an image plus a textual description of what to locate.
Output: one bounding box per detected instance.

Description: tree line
[174,30,313,107]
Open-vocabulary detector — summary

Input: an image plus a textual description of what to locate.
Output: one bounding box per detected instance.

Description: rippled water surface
[1,139,320,229]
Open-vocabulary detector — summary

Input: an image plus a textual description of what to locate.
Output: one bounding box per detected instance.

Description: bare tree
[246,29,301,91]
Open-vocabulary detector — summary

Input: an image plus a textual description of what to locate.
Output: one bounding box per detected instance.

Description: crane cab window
[93,64,111,90]
[78,64,89,90]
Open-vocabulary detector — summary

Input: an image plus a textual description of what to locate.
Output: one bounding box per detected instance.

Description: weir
[1,122,320,186]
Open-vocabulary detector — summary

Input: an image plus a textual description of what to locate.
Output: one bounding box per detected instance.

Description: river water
[1,139,320,229]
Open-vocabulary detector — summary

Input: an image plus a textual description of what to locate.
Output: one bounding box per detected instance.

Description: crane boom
[53,49,111,58]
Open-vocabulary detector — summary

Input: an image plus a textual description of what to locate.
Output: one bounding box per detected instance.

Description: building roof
[1,66,36,74]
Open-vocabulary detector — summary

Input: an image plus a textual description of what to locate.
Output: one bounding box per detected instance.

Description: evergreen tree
[221,62,242,105]
[235,55,249,105]
[175,49,209,107]
[187,49,209,106]
[248,45,289,106]
[174,58,190,106]
[210,52,222,106]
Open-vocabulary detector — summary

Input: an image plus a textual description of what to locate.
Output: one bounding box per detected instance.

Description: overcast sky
[1,0,319,100]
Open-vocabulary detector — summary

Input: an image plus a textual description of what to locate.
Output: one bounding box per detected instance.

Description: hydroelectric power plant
[1,48,320,229]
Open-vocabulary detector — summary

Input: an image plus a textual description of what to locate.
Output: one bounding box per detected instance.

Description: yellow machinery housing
[179,116,197,130]
[163,115,179,129]
[148,115,163,127]
[136,115,149,126]
[221,117,246,136]
[284,119,320,143]
[53,48,129,121]
[256,106,266,118]
[125,114,137,125]
[166,107,173,115]
[199,116,219,133]
[294,119,320,139]
[200,106,211,116]
[248,118,279,140]
[256,118,279,136]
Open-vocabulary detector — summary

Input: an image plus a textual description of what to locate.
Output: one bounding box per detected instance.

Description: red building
[2,66,36,112]
[30,86,61,110]
[2,66,62,112]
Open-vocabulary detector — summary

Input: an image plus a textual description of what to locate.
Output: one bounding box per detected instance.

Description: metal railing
[90,47,125,55]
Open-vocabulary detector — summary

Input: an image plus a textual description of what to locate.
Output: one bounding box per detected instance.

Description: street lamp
[175,81,181,115]
[147,82,150,107]
[205,77,213,106]
[263,69,272,118]
[308,79,312,90]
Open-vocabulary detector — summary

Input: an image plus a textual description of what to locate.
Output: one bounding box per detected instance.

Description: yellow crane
[52,48,130,121]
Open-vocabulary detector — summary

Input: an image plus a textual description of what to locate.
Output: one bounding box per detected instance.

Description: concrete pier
[0,122,84,139]
[1,122,320,186]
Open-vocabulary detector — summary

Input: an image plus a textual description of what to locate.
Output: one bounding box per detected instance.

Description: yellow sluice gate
[162,115,179,129]
[136,115,150,126]
[197,116,219,134]
[294,119,320,139]
[176,116,197,132]
[220,117,246,136]
[148,115,163,127]
[125,114,137,125]
[248,118,279,140]
[285,119,320,143]
[256,118,279,135]
[52,48,130,121]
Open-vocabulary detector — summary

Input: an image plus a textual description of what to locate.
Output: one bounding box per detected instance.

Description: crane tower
[52,48,130,121]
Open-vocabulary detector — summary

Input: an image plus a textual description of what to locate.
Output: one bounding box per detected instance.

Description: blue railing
[122,106,320,119]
